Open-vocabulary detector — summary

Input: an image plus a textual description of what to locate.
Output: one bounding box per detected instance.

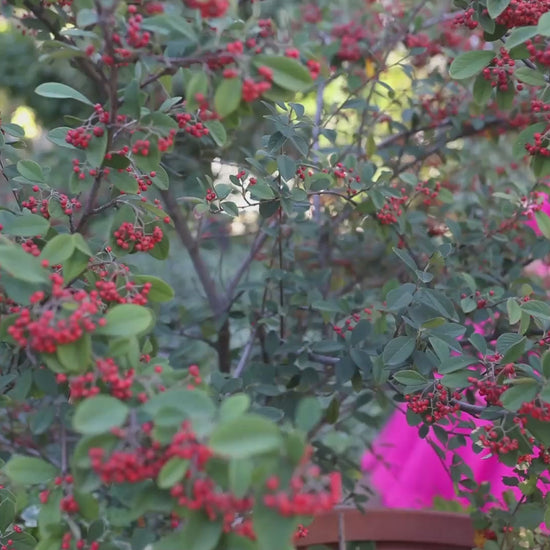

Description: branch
[232,326,258,378]
[308,352,340,365]
[159,190,223,316]
[224,226,270,305]
[23,1,109,98]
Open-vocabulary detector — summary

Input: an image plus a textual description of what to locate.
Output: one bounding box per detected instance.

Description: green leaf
[0,497,15,531]
[41,233,75,265]
[543,350,550,378]
[109,170,138,194]
[205,120,227,146]
[73,395,129,434]
[122,79,141,121]
[253,502,298,550]
[472,73,493,106]
[521,300,550,321]
[221,201,239,217]
[151,166,170,190]
[392,369,427,386]
[526,417,550,446]
[295,396,322,432]
[5,213,50,237]
[228,458,252,498]
[449,50,495,80]
[74,491,99,521]
[538,11,550,36]
[17,160,44,182]
[178,512,222,550]
[35,83,94,106]
[277,155,296,181]
[249,182,275,200]
[496,333,526,363]
[506,26,538,49]
[157,457,189,489]
[144,389,215,419]
[209,413,282,459]
[219,394,250,421]
[252,55,313,92]
[133,275,174,302]
[515,66,547,86]
[392,246,417,272]
[3,455,57,484]
[536,211,550,239]
[501,380,538,411]
[47,127,77,149]
[507,298,522,324]
[513,122,547,159]
[383,336,416,366]
[0,245,49,283]
[96,304,153,336]
[56,334,92,373]
[214,77,242,118]
[2,123,25,138]
[487,0,510,18]
[185,71,208,110]
[76,8,97,27]
[86,131,108,168]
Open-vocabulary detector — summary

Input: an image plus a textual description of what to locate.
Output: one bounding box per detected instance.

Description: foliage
[1,0,550,549]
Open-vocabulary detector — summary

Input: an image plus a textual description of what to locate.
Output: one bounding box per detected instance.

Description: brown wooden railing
[296,507,475,550]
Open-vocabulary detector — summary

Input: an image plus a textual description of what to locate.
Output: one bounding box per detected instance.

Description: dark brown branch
[160,190,224,316]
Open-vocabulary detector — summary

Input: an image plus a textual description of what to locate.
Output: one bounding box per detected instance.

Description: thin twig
[232,326,258,378]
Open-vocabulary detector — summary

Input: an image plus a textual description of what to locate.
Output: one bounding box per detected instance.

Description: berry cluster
[113,222,163,252]
[519,191,546,218]
[8,274,104,354]
[405,384,462,423]
[21,193,50,218]
[184,0,229,18]
[478,427,519,455]
[263,471,341,517]
[123,13,151,49]
[482,48,515,92]
[21,238,41,256]
[61,358,135,401]
[87,417,340,540]
[453,8,478,29]
[132,139,151,156]
[414,180,441,206]
[176,112,210,137]
[494,0,550,28]
[206,188,217,202]
[405,33,442,68]
[333,308,374,336]
[66,127,93,149]
[95,277,152,305]
[242,77,272,102]
[420,93,460,126]
[376,188,408,225]
[331,22,368,62]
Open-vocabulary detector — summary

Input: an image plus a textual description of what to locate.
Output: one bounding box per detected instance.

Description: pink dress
[361,406,510,509]
[362,203,550,510]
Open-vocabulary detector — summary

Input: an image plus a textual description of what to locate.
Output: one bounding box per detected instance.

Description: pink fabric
[361,406,510,509]
[362,204,550,511]
[524,194,550,236]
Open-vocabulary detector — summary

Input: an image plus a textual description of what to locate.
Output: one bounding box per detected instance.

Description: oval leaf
[209,413,282,459]
[252,55,313,92]
[35,83,94,106]
[214,77,242,118]
[96,304,153,336]
[449,50,495,80]
[3,455,57,485]
[73,395,129,434]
